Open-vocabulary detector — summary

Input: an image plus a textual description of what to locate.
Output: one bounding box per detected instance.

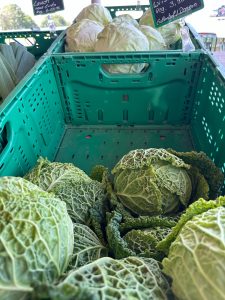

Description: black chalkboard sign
[32,0,64,16]
[149,0,204,27]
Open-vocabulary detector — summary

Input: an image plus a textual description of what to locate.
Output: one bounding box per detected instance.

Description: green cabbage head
[0,177,74,299]
[112,148,192,215]
[163,206,225,300]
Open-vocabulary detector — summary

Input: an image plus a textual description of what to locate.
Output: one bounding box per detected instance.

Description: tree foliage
[0,4,37,30]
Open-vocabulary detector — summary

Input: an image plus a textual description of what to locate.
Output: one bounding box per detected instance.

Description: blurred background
[0,1,224,65]
[0,0,224,33]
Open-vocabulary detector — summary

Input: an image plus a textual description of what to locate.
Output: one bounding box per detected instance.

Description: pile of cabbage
[0,148,225,300]
[65,4,184,73]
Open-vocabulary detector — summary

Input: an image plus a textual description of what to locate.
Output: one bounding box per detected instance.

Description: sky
[0,0,225,36]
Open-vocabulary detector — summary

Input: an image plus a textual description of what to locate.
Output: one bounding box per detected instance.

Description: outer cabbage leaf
[24,157,90,191]
[90,164,108,182]
[106,211,176,260]
[154,163,192,210]
[69,224,107,269]
[123,227,172,260]
[106,211,134,259]
[74,4,112,26]
[163,206,225,300]
[112,148,190,173]
[0,177,74,299]
[167,149,224,199]
[65,19,103,52]
[41,256,172,300]
[157,196,225,254]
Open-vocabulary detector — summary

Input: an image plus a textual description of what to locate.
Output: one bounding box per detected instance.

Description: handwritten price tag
[32,0,64,15]
[149,0,204,27]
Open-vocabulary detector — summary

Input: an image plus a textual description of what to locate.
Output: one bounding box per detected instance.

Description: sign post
[32,0,64,16]
[149,0,204,27]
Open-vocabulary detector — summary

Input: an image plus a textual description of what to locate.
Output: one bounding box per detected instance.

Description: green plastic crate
[0,30,62,59]
[0,51,225,183]
[47,5,203,55]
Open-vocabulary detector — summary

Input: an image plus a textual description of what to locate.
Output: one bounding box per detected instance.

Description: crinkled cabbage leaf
[24,157,105,225]
[163,206,225,300]
[112,148,192,216]
[0,177,73,300]
[37,256,172,300]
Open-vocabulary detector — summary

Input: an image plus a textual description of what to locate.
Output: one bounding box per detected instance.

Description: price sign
[32,0,64,15]
[149,0,204,27]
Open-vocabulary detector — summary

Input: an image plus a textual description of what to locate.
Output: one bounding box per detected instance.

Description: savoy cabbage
[163,204,225,300]
[112,148,192,215]
[24,157,106,225]
[0,177,74,300]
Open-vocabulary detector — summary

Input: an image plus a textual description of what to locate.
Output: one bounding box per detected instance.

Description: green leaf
[0,176,74,300]
[50,256,172,300]
[167,149,224,199]
[114,167,162,215]
[106,211,135,259]
[157,196,225,254]
[69,223,107,269]
[163,206,225,300]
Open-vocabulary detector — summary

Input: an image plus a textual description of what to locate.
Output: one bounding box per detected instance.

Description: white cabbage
[139,9,182,46]
[74,4,112,26]
[139,25,167,50]
[65,19,103,52]
[94,23,149,73]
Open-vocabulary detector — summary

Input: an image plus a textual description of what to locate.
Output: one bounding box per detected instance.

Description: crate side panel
[0,59,65,176]
[52,52,202,126]
[191,54,225,176]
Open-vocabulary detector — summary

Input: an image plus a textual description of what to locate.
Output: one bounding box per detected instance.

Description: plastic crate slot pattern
[52,53,202,126]
[0,59,65,176]
[209,82,225,114]
[55,126,194,173]
[201,117,213,145]
[182,64,200,123]
[191,56,224,171]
